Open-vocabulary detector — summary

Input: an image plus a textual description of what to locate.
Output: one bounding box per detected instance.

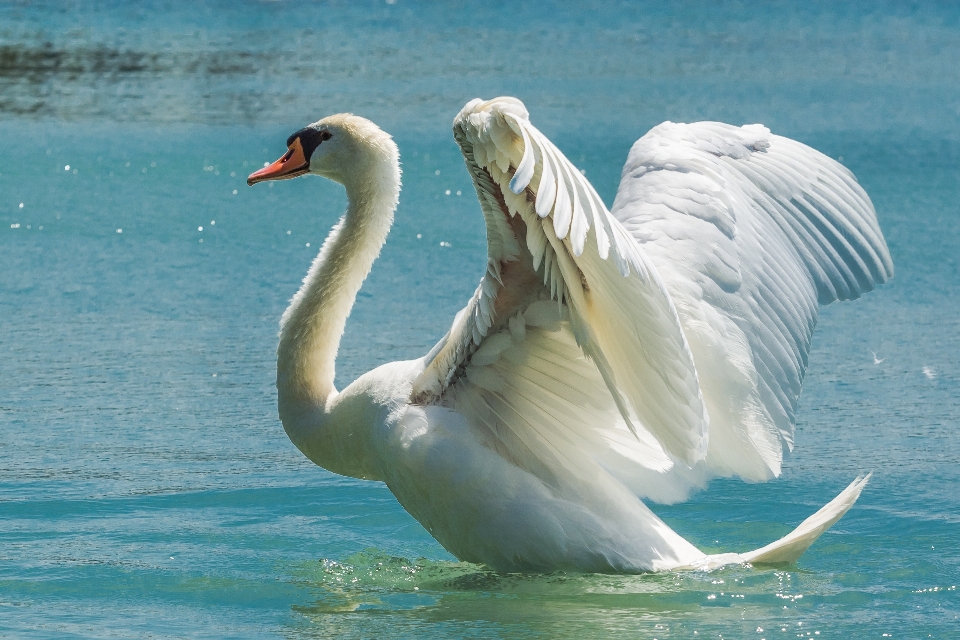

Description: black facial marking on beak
[287,127,332,163]
[247,126,332,186]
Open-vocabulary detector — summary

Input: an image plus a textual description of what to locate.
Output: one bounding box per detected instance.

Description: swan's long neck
[277,154,400,416]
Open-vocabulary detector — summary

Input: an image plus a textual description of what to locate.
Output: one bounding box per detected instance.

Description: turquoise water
[2,1,959,637]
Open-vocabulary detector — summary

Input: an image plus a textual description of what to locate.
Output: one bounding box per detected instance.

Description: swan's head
[247,113,398,189]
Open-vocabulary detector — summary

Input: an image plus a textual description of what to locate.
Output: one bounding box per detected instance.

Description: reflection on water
[282,550,884,638]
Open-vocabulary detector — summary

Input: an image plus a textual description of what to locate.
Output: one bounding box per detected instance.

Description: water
[1,1,958,637]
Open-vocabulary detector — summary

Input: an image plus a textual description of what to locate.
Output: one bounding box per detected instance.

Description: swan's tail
[743,473,871,564]
[690,474,871,570]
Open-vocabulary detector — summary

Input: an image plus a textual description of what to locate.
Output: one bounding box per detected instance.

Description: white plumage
[248,97,891,572]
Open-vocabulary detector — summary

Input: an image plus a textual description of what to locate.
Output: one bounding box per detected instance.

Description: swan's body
[247,98,892,572]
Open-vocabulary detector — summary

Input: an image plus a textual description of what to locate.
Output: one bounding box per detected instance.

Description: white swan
[246,97,892,572]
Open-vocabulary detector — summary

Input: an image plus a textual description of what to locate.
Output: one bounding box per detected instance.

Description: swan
[246,97,892,572]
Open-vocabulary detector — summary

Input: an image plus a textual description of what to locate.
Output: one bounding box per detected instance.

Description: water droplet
[198,226,203,231]
[456,190,462,196]
[286,230,291,235]
[445,190,450,195]
[116,229,123,234]
[305,243,310,247]
[416,233,422,239]
[232,189,237,195]
[64,165,70,171]
[19,203,23,208]
[210,220,215,225]
[434,169,440,176]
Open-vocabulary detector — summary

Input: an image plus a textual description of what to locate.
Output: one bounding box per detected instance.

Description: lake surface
[1,1,958,637]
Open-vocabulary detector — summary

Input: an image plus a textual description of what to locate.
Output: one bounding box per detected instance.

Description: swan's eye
[319,130,332,142]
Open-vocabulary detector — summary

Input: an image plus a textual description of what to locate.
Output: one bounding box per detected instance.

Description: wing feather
[414,97,709,469]
[413,100,890,498]
[612,120,892,479]
[448,321,696,503]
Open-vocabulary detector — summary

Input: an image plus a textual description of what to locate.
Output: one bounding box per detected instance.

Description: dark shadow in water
[0,42,276,123]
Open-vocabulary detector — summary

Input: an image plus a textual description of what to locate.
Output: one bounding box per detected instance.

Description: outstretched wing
[612,121,893,480]
[412,97,709,493]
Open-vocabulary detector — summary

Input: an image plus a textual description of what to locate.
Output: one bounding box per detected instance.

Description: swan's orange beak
[247,138,310,186]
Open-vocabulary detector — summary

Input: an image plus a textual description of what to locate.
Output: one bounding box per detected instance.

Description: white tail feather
[743,473,871,564]
[688,474,871,570]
